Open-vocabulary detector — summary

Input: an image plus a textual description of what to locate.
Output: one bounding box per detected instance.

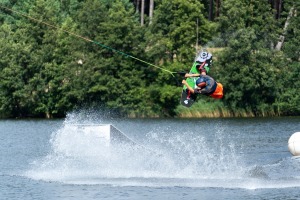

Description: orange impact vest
[210,82,223,99]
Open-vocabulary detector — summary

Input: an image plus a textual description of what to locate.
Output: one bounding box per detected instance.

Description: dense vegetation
[0,0,299,118]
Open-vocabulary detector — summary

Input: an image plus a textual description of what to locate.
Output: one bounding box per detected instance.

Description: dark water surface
[1,114,300,200]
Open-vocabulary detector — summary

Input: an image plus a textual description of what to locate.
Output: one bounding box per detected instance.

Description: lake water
[1,111,300,200]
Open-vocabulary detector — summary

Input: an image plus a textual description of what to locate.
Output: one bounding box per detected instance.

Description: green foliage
[283,1,300,61]
[147,0,212,64]
[215,0,297,116]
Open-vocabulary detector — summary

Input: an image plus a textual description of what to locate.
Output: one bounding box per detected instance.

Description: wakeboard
[180,63,199,107]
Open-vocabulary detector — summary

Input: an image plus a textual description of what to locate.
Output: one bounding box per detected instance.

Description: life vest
[209,82,223,99]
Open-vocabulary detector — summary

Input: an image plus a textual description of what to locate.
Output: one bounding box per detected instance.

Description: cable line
[0,5,176,77]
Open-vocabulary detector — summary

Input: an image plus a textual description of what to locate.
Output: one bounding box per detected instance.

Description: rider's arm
[182,80,195,94]
[184,73,201,78]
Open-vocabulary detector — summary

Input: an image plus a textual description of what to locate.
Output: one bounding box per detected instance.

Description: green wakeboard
[180,63,199,107]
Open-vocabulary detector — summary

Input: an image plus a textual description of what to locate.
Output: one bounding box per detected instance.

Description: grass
[175,98,258,118]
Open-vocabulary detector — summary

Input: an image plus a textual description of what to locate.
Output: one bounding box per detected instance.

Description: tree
[72,0,156,116]
[140,0,145,26]
[269,0,283,19]
[147,0,213,63]
[217,0,281,115]
[209,0,214,21]
[0,23,27,117]
[149,0,154,24]
[274,0,300,115]
[280,1,300,60]
[275,5,295,51]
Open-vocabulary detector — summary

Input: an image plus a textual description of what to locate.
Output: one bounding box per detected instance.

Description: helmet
[196,77,206,88]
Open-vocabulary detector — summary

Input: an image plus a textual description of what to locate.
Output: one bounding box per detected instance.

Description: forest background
[0,0,299,118]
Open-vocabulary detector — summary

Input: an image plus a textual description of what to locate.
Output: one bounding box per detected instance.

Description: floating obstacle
[288,132,300,156]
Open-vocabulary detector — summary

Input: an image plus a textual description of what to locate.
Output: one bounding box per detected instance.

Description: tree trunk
[278,0,282,18]
[209,0,214,21]
[149,0,154,24]
[275,6,295,51]
[135,0,140,14]
[274,0,283,19]
[270,0,283,19]
[141,0,145,26]
[215,0,220,18]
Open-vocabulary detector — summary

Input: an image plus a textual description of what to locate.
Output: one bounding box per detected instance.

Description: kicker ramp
[67,124,136,146]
